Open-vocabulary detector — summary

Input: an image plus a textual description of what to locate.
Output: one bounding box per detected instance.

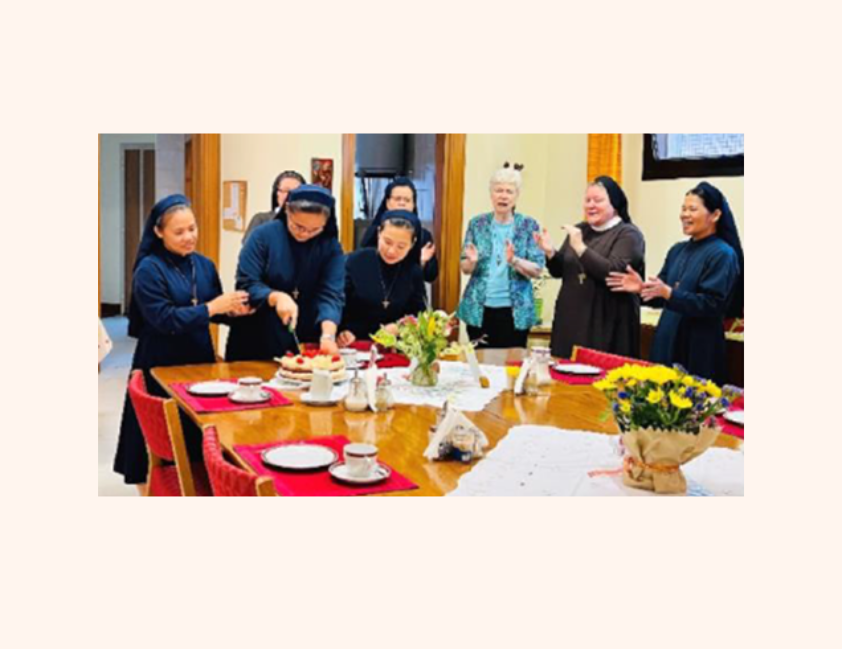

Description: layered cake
[276,350,347,383]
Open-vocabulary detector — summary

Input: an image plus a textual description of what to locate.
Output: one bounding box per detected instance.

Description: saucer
[301,392,340,407]
[229,390,272,404]
[328,462,391,485]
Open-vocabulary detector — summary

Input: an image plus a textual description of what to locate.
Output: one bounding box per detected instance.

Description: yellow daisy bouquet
[594,365,734,434]
[593,365,739,494]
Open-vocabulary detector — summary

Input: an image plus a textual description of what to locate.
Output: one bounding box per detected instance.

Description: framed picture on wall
[311,158,334,191]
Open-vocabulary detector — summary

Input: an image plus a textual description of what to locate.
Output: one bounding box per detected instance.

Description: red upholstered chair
[128,371,211,497]
[202,427,277,497]
[571,346,652,371]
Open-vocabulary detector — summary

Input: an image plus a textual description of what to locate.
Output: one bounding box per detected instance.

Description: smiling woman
[114,194,251,489]
[338,210,427,347]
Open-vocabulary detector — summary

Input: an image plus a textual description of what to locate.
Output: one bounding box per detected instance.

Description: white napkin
[366,352,379,412]
[424,407,489,460]
[514,357,532,395]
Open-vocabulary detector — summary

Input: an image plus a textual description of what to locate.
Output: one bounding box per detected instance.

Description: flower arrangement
[593,364,739,494]
[594,365,735,434]
[371,311,464,387]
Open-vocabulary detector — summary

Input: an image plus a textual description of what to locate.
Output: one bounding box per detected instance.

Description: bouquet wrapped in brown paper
[621,425,720,494]
[595,365,739,495]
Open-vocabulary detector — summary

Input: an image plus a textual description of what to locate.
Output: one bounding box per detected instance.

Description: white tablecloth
[448,425,744,497]
[382,362,508,412]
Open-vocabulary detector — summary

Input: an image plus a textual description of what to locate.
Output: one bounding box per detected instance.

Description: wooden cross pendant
[292,289,300,300]
[383,300,390,310]
[578,273,587,285]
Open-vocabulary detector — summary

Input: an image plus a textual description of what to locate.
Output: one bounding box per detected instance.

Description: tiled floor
[98,317,139,497]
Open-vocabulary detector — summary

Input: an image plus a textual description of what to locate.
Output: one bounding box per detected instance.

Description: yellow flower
[427,318,437,337]
[669,391,693,410]
[627,379,638,388]
[702,382,722,398]
[647,389,665,405]
[682,376,697,388]
[593,379,617,392]
[620,402,632,414]
[648,367,679,385]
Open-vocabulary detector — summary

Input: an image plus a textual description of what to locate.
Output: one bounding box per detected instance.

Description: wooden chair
[202,426,277,497]
[128,371,211,497]
[571,346,652,371]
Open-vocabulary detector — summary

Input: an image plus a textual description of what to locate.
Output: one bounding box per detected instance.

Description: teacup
[344,443,378,478]
[310,369,333,402]
[237,377,263,401]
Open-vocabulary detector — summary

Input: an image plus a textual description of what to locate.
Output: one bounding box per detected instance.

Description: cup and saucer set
[187,377,272,404]
[260,442,391,485]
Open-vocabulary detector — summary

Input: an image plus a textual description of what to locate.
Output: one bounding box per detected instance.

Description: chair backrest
[572,346,652,371]
[128,371,175,461]
[203,427,276,497]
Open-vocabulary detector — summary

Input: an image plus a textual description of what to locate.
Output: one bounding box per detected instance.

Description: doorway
[123,147,156,313]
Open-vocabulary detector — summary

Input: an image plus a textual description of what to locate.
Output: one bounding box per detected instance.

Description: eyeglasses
[288,218,325,237]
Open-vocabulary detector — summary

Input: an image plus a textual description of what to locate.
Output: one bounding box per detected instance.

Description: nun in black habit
[359,177,439,283]
[114,195,250,486]
[242,170,305,243]
[338,210,428,347]
[535,176,646,359]
[226,185,346,361]
[607,182,743,384]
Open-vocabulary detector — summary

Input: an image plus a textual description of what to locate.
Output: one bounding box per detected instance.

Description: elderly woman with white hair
[457,164,545,348]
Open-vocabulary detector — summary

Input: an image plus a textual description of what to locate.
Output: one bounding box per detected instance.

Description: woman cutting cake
[226,185,345,361]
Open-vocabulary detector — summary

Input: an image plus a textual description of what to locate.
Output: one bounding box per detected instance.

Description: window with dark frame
[643,134,744,180]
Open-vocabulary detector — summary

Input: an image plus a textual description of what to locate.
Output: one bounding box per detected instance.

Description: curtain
[587,134,623,184]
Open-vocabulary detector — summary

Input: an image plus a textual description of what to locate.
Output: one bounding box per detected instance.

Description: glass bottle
[344,369,369,412]
[375,376,395,411]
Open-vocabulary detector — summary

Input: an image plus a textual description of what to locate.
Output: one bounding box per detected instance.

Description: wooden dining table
[152,349,742,497]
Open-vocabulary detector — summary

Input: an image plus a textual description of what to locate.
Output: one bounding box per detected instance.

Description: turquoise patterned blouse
[457,213,545,331]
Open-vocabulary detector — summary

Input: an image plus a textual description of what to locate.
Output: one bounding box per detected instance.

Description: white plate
[329,462,391,485]
[301,392,340,407]
[724,411,745,427]
[187,381,237,397]
[553,363,603,376]
[262,445,339,471]
[229,390,272,404]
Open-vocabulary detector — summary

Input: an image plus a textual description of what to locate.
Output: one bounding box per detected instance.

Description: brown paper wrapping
[621,425,720,494]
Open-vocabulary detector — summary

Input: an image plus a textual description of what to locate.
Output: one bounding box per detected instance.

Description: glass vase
[410,361,438,388]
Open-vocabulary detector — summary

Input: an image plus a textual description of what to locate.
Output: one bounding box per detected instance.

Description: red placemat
[171,381,292,414]
[350,341,410,369]
[234,436,419,497]
[508,359,606,386]
[717,395,745,439]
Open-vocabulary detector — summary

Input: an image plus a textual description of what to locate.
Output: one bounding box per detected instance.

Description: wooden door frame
[340,134,466,313]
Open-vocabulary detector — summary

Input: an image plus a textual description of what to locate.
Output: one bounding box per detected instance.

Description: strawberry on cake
[276,350,347,383]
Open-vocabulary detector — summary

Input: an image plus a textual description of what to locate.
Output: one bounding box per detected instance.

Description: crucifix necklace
[378,261,402,311]
[290,247,312,303]
[167,256,199,306]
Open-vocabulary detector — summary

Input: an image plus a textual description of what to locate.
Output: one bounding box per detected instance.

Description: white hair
[490,167,523,192]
